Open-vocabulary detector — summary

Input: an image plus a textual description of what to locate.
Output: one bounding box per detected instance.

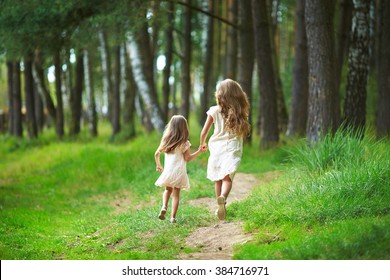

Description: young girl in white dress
[200,79,251,220]
[154,115,202,223]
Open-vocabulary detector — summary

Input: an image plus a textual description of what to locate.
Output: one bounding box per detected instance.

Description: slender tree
[83,49,98,137]
[24,56,38,139]
[112,45,121,136]
[344,0,370,133]
[181,0,192,120]
[237,0,254,142]
[200,0,216,125]
[162,1,175,122]
[376,0,390,137]
[54,51,64,139]
[305,0,336,142]
[7,62,14,135]
[226,0,238,79]
[69,52,84,136]
[12,61,23,137]
[287,0,309,137]
[252,0,279,149]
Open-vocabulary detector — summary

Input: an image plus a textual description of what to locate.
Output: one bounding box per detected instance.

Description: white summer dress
[155,141,191,190]
[206,105,243,181]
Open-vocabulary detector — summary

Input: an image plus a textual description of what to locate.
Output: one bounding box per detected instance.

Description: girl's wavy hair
[157,115,189,153]
[215,79,251,137]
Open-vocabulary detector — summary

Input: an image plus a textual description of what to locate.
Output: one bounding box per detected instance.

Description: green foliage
[230,129,390,259]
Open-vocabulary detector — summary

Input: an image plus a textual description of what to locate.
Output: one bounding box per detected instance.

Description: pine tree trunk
[181,0,192,120]
[344,0,370,133]
[83,49,98,137]
[226,0,238,79]
[305,0,336,142]
[122,44,136,139]
[335,0,353,95]
[270,0,288,134]
[7,62,14,135]
[128,35,165,133]
[237,0,254,143]
[252,0,279,149]
[111,45,121,137]
[201,0,215,126]
[376,0,390,137]
[70,52,84,136]
[24,57,38,139]
[12,61,23,137]
[99,30,113,121]
[33,51,57,123]
[287,0,309,137]
[162,1,174,122]
[54,52,64,139]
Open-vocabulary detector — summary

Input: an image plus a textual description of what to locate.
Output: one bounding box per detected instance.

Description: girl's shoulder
[207,105,220,116]
[175,140,191,153]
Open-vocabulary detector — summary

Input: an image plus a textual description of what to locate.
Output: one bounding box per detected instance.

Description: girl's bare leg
[162,187,173,209]
[171,187,181,221]
[221,175,232,199]
[159,187,172,220]
[215,180,222,198]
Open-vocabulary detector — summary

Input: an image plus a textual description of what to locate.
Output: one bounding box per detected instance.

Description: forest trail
[178,171,280,260]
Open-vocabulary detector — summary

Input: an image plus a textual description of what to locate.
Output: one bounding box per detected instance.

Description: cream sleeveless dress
[206,105,243,181]
[155,141,191,190]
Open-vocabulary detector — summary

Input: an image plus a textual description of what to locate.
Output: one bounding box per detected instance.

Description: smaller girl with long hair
[200,79,251,220]
[154,115,202,223]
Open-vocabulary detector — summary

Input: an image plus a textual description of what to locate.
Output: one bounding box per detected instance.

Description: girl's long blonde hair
[216,79,251,137]
[157,115,189,153]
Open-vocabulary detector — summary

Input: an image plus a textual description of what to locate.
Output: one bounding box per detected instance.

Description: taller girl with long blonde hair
[155,115,202,223]
[200,79,250,220]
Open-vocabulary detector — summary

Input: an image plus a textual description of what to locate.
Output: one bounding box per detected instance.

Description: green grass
[230,129,390,259]
[0,124,213,259]
[1,124,389,260]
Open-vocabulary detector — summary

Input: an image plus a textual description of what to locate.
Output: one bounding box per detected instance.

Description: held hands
[200,143,208,152]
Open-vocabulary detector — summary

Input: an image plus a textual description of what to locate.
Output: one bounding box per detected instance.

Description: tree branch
[162,0,239,29]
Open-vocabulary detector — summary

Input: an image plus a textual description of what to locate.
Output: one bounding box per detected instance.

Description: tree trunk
[24,57,38,139]
[344,0,370,133]
[70,52,84,136]
[252,0,279,149]
[54,51,64,139]
[7,62,14,135]
[226,0,238,79]
[33,51,57,123]
[83,49,98,137]
[237,0,254,143]
[34,82,44,132]
[12,61,23,137]
[376,0,390,137]
[111,45,121,137]
[305,0,336,142]
[181,0,192,120]
[128,35,165,133]
[162,1,174,122]
[201,0,215,126]
[270,0,288,134]
[122,44,137,139]
[287,0,309,137]
[335,0,353,95]
[99,30,113,121]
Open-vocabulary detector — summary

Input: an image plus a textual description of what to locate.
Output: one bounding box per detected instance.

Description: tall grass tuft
[232,129,390,227]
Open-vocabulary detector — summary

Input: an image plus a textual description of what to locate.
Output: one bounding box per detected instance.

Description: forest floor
[178,171,281,260]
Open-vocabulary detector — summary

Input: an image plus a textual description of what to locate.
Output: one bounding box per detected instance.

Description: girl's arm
[154,149,163,172]
[200,115,213,151]
[183,147,202,162]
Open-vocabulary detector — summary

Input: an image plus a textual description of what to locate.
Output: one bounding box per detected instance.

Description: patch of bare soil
[178,171,280,260]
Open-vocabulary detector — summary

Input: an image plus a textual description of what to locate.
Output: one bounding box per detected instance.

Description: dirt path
[178,171,280,260]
